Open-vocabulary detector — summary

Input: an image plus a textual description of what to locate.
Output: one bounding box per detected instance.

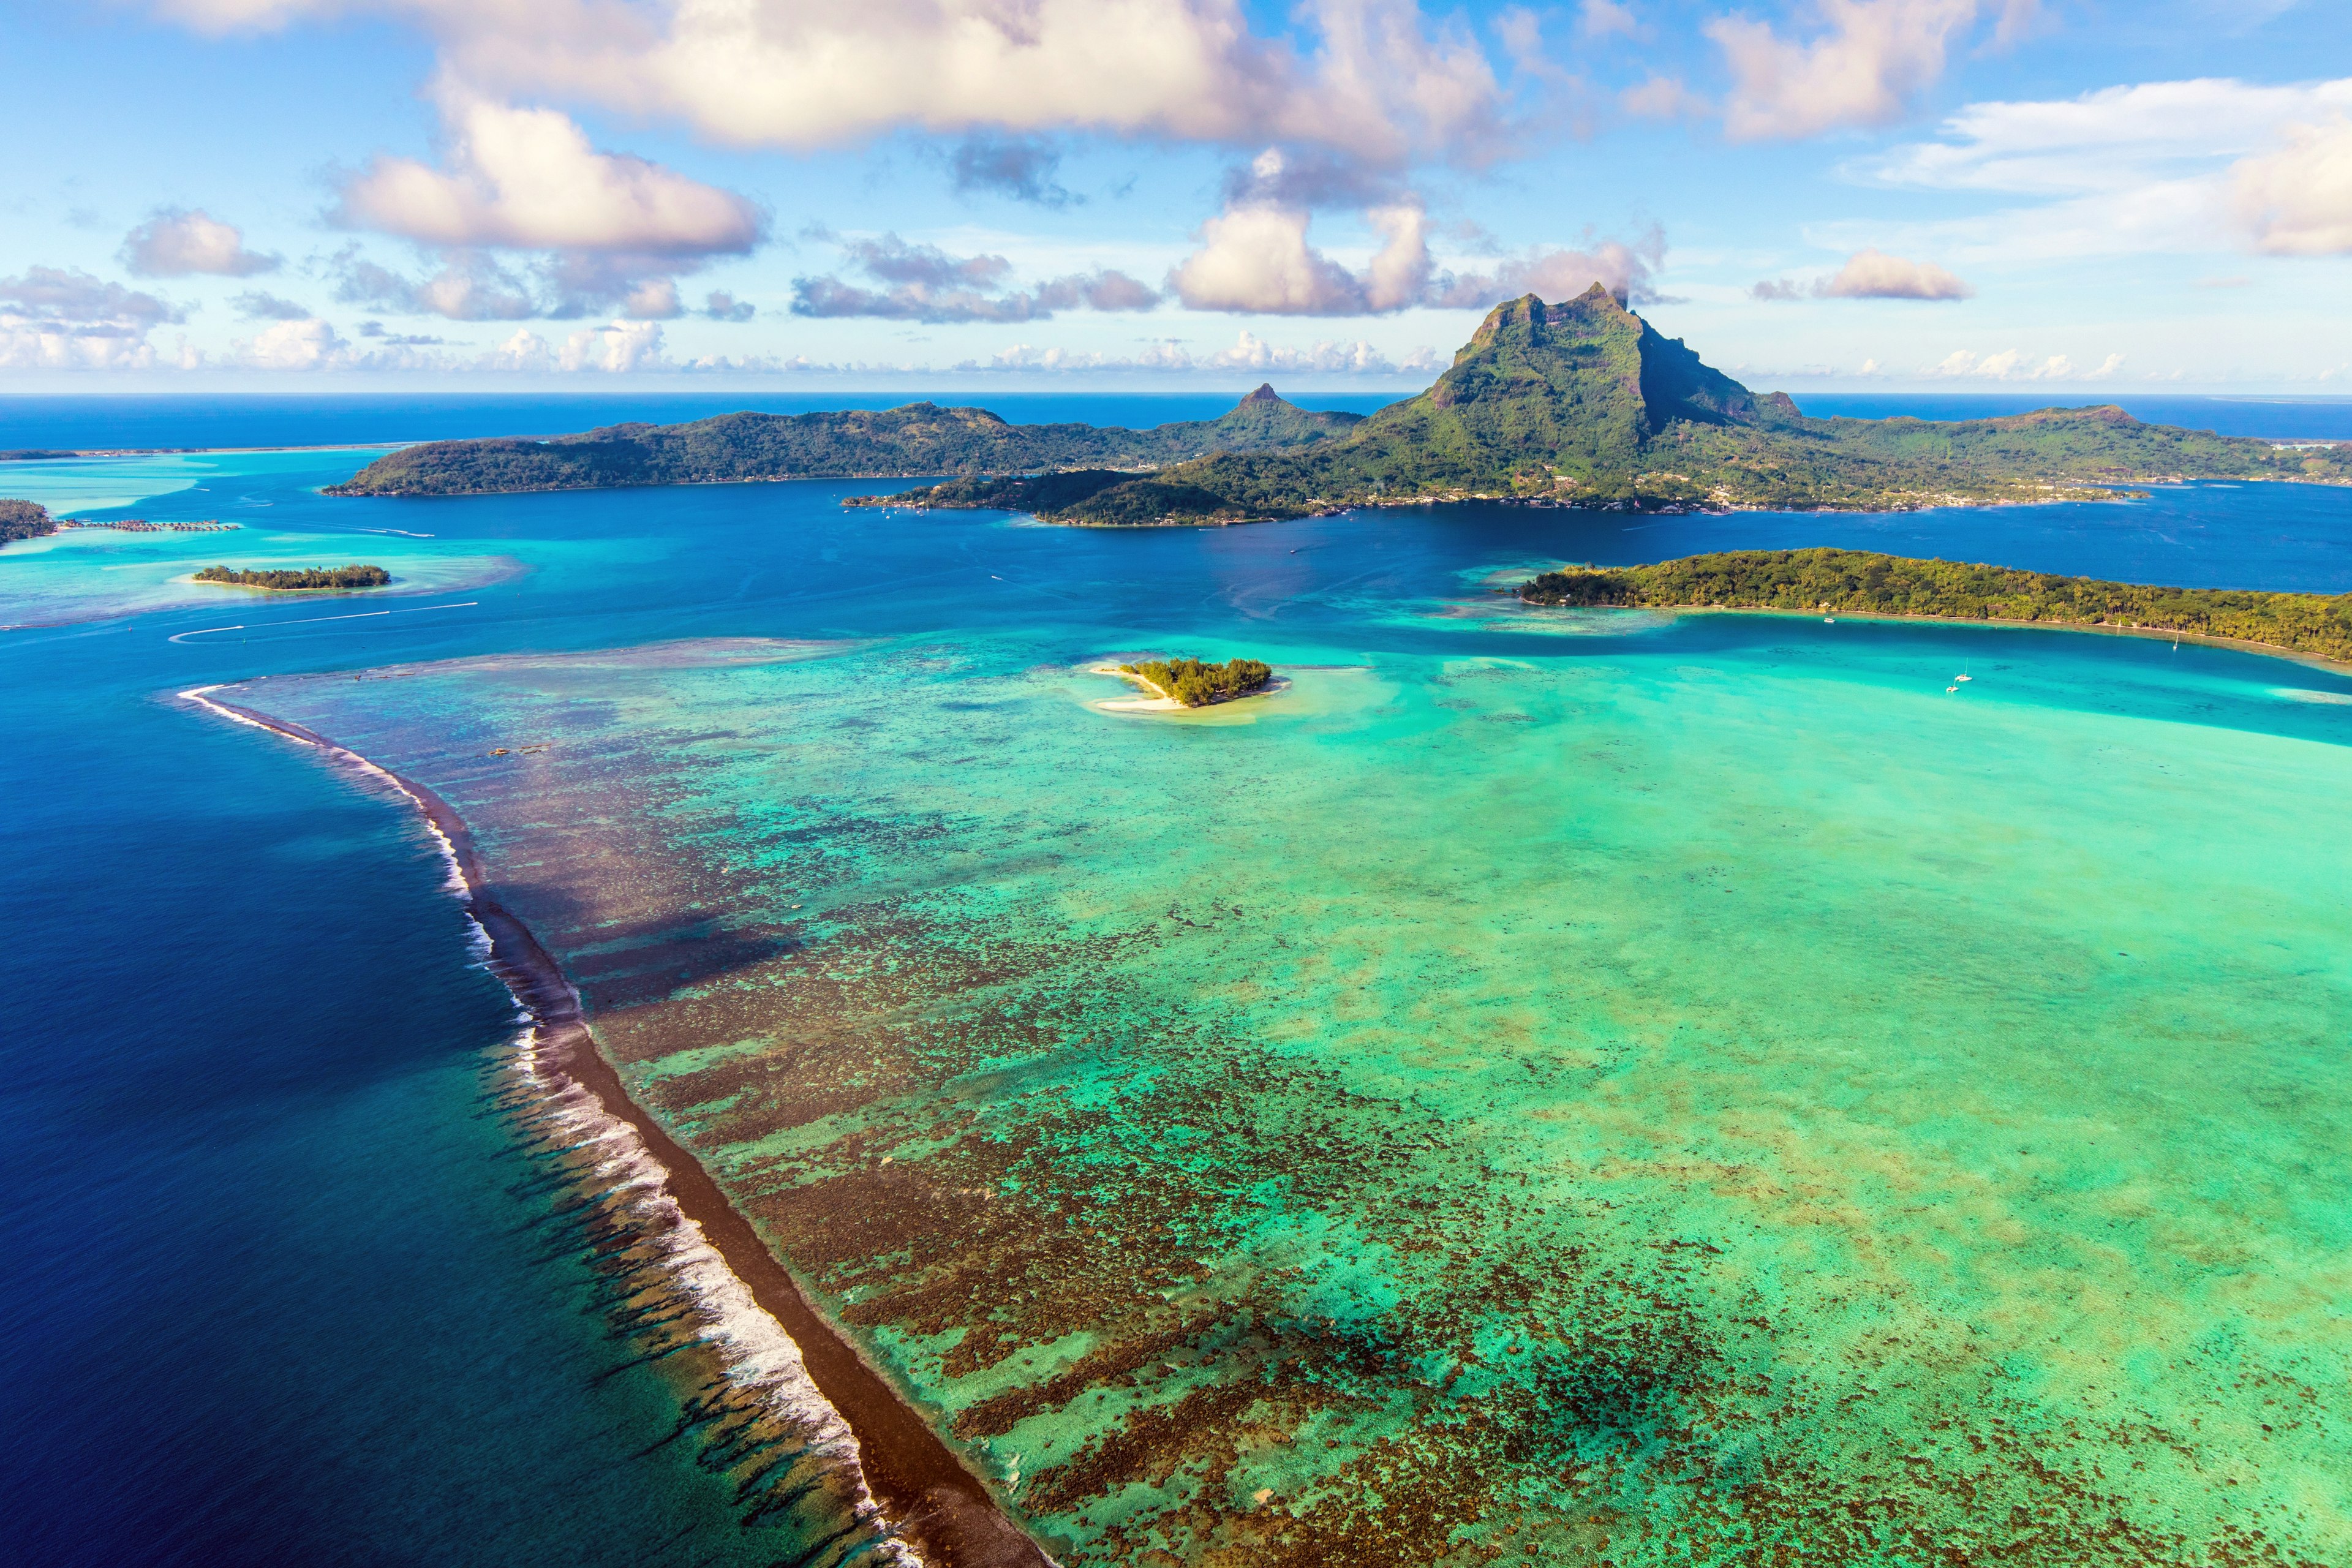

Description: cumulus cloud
[235,317,350,370]
[1620,75,1708,120]
[1174,201,1427,314]
[1928,348,2124,381]
[330,243,719,322]
[0,266,184,369]
[325,92,769,323]
[1752,247,1973,300]
[1858,77,2352,263]
[791,233,1159,323]
[703,290,755,323]
[1429,229,1666,308]
[560,320,667,372]
[1172,167,1663,318]
[1711,0,2028,142]
[1579,0,1641,40]
[231,290,312,320]
[467,320,668,373]
[120,208,281,277]
[357,320,450,344]
[1823,247,1972,297]
[333,249,540,320]
[172,0,1515,168]
[977,330,1439,375]
[950,135,1080,206]
[2231,116,2352,255]
[339,91,764,256]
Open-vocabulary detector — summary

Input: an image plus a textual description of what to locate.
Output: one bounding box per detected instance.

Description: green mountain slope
[886,285,2350,522]
[325,285,2350,517]
[324,386,1361,497]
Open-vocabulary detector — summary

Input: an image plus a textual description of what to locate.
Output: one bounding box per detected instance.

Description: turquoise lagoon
[4,442,2351,1566]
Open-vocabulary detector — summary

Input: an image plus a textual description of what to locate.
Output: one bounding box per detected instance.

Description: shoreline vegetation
[178,687,1050,1568]
[194,564,391,591]
[325,384,1357,498]
[2,498,56,545]
[325,288,2346,525]
[1519,548,2352,666]
[1107,656,1277,708]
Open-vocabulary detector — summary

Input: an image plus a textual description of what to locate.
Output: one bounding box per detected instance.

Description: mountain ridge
[324,390,1362,497]
[326,285,2350,514]
[883,286,2348,522]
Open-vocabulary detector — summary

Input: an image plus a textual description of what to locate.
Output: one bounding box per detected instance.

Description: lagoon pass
[7,443,2352,1566]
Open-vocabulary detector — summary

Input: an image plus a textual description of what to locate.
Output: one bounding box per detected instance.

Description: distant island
[194,564,391,590]
[1110,656,1276,707]
[324,286,2346,522]
[1,499,56,545]
[1520,548,2352,665]
[325,384,1358,497]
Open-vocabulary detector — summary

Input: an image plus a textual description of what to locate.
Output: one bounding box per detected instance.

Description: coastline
[1087,662,1288,712]
[1593,603,2352,677]
[178,685,1054,1568]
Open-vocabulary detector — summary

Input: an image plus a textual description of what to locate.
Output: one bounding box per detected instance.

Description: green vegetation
[327,383,1360,497]
[1119,656,1276,706]
[324,288,2352,523]
[1519,548,2352,663]
[884,286,2351,524]
[1,498,56,545]
[194,564,391,590]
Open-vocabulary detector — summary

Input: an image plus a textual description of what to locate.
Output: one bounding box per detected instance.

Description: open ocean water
[2,393,2350,1565]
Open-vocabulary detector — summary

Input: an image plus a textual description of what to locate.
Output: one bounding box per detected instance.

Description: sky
[1,0,2348,393]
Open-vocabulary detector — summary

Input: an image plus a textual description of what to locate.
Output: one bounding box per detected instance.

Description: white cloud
[1172,198,1431,314]
[971,331,1436,375]
[1172,183,1665,318]
[1927,348,2125,380]
[1621,75,1708,120]
[1710,0,2020,142]
[558,320,668,372]
[1852,76,2352,262]
[171,0,1513,168]
[453,320,668,374]
[2232,115,2352,255]
[339,91,763,256]
[1431,227,1667,307]
[121,208,281,277]
[1210,329,1409,373]
[484,328,553,372]
[1580,0,1640,40]
[791,233,1161,322]
[1822,247,1974,298]
[236,317,347,369]
[1869,77,2352,194]
[0,267,183,369]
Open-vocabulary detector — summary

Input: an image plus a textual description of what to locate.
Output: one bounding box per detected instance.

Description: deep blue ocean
[2,394,2349,1566]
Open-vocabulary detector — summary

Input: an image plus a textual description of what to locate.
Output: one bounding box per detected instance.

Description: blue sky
[1,0,2346,392]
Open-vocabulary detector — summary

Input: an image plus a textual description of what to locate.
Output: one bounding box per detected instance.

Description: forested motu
[1118,656,1276,706]
[1519,549,2352,663]
[193,564,391,590]
[328,287,2347,519]
[1,498,56,545]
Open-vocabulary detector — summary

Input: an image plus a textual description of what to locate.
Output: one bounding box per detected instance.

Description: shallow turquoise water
[6,443,2351,1564]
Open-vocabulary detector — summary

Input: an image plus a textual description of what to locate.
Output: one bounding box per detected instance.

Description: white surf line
[173,682,925,1567]
[167,600,477,643]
